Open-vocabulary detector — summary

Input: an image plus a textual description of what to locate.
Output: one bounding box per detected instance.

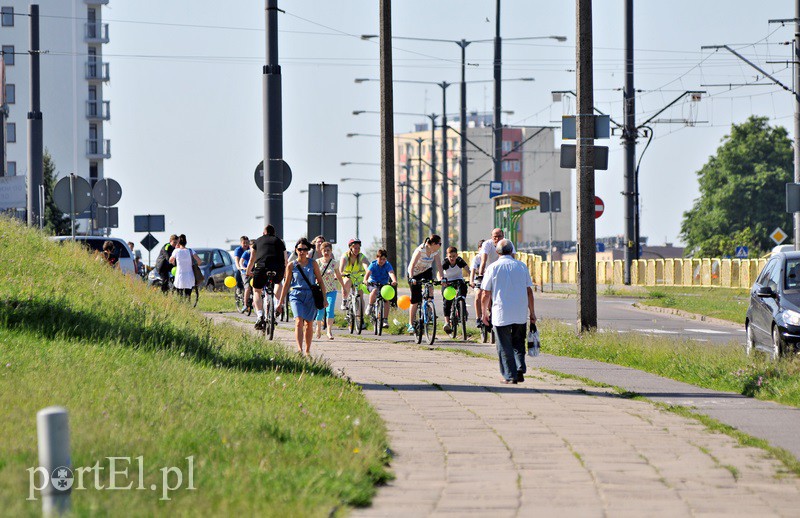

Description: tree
[680,116,793,257]
[42,149,70,235]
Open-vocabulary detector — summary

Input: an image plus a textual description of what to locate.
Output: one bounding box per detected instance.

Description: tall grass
[0,217,389,516]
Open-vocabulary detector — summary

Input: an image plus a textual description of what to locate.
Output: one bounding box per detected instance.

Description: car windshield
[786,258,800,290]
[74,239,130,258]
[195,250,212,264]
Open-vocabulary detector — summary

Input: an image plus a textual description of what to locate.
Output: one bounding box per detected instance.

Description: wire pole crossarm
[553,90,624,128]
[637,90,707,128]
[701,45,794,94]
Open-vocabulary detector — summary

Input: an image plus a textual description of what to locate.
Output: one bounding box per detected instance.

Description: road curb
[631,302,742,330]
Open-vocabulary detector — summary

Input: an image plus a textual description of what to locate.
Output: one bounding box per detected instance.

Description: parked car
[50,236,136,276]
[145,246,236,291]
[745,251,800,359]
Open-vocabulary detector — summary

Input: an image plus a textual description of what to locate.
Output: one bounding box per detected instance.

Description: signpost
[134,214,166,267]
[140,233,160,267]
[539,190,562,292]
[595,196,604,219]
[307,183,338,243]
[735,246,749,259]
[489,181,503,198]
[255,159,293,193]
[53,175,92,239]
[771,227,788,246]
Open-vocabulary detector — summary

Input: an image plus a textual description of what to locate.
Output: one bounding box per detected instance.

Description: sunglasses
[297,247,309,252]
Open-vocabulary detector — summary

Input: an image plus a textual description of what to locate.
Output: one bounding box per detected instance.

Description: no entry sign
[595,196,604,219]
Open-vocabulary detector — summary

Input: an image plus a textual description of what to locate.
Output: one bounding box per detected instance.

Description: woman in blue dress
[276,238,328,356]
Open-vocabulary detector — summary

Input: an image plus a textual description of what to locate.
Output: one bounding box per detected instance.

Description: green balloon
[380,285,396,300]
[171,266,177,276]
[443,286,457,300]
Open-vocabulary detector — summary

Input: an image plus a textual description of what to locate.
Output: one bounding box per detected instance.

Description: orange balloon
[397,295,411,310]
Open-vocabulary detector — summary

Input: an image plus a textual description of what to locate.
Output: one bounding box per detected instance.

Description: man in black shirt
[154,234,179,292]
[245,225,287,329]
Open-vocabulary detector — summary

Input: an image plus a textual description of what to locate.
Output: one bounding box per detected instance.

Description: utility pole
[576,0,597,331]
[795,0,800,249]
[416,137,424,244]
[493,0,503,183]
[622,0,636,283]
[380,0,397,266]
[429,113,437,234]
[263,0,284,237]
[440,84,450,247]
[354,192,362,237]
[27,4,43,227]
[404,180,411,264]
[458,40,470,251]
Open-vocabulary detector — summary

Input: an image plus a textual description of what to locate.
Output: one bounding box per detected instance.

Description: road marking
[684,329,734,335]
[633,329,680,334]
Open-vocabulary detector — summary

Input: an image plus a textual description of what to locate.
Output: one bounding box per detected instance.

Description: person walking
[477,228,515,327]
[405,234,444,334]
[480,239,536,384]
[155,234,178,292]
[234,236,252,313]
[169,234,202,299]
[246,225,287,331]
[315,241,344,340]
[277,238,328,356]
[469,239,485,325]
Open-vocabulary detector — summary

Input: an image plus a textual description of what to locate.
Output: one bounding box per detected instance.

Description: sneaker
[407,323,415,334]
[254,317,265,331]
[476,318,483,328]
[382,319,389,329]
[515,372,525,383]
[340,302,347,311]
[443,324,452,334]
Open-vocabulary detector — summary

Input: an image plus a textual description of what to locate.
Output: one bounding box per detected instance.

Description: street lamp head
[354,78,371,83]
[340,162,350,166]
[551,36,568,42]
[346,133,357,138]
[360,34,378,40]
[352,110,365,115]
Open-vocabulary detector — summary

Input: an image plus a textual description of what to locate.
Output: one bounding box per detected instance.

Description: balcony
[86,139,111,159]
[84,22,109,44]
[84,0,110,4]
[86,100,110,121]
[85,61,110,82]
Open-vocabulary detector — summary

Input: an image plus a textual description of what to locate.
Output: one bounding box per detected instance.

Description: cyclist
[340,238,369,310]
[441,246,470,334]
[246,224,287,331]
[406,234,443,334]
[154,234,179,293]
[477,228,515,327]
[469,239,485,326]
[364,248,398,329]
[233,236,252,313]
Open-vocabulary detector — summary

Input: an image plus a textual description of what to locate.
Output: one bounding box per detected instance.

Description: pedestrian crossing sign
[734,246,748,259]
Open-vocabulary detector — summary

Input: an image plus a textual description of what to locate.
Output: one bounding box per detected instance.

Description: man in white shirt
[481,239,536,384]
[476,228,515,327]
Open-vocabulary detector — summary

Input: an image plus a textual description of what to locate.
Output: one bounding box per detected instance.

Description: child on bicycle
[364,248,398,329]
[442,246,470,334]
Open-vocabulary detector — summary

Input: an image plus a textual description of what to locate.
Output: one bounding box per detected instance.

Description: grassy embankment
[0,218,389,517]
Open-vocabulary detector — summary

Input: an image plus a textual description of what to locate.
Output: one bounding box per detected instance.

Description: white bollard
[37,406,71,516]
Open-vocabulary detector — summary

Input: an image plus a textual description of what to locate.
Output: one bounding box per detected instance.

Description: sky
[100,0,798,262]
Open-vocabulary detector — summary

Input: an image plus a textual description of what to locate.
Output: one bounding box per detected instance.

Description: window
[786,258,800,289]
[768,260,782,292]
[513,161,520,172]
[502,141,512,152]
[4,83,13,104]
[757,259,776,285]
[6,161,14,175]
[2,45,13,65]
[6,122,14,143]
[1,7,13,27]
[222,252,232,266]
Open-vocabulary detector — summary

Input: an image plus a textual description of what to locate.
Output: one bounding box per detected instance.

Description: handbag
[297,262,325,310]
[527,322,540,357]
[190,249,205,287]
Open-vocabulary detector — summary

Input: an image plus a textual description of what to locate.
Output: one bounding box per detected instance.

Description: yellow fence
[460,251,766,289]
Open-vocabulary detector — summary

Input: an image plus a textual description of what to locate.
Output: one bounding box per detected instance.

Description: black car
[745,251,800,359]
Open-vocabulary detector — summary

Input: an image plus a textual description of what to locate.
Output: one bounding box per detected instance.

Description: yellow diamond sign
[770,227,788,245]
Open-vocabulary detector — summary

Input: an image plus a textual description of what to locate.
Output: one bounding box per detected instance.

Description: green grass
[195,290,238,313]
[0,217,390,516]
[635,287,750,323]
[540,320,800,407]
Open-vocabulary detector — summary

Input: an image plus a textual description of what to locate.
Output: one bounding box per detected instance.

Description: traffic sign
[771,227,788,245]
[308,214,337,243]
[489,181,503,198]
[255,159,293,193]
[735,246,749,259]
[595,196,604,219]
[134,214,165,233]
[92,177,122,207]
[308,183,338,214]
[561,114,611,140]
[94,206,119,229]
[53,175,92,214]
[539,191,561,213]
[140,233,159,252]
[559,144,609,170]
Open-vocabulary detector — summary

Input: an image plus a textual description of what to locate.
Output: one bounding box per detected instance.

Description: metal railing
[86,100,110,120]
[85,61,109,81]
[86,138,111,159]
[84,22,109,43]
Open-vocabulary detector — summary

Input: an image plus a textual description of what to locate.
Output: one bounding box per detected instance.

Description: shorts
[473,275,484,293]
[409,269,433,304]
[252,266,283,290]
[235,269,247,289]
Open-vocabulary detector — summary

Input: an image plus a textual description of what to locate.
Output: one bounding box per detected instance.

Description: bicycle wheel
[372,302,379,335]
[348,296,356,334]
[376,298,383,337]
[424,303,436,345]
[356,296,364,335]
[458,299,468,341]
[414,315,423,344]
[235,286,245,313]
[481,321,489,343]
[449,303,459,339]
[266,292,276,340]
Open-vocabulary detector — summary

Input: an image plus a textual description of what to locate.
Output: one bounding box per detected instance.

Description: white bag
[527,323,540,357]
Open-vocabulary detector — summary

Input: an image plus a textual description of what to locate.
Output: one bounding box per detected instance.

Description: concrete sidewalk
[217,314,800,516]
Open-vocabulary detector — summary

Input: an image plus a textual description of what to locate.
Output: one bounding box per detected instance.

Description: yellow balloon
[250,278,254,287]
[397,295,411,310]
[224,276,237,288]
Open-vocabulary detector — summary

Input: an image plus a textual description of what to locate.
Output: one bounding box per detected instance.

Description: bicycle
[368,282,392,336]
[234,274,253,315]
[412,279,440,345]
[258,271,279,341]
[343,274,367,335]
[445,279,469,341]
[473,276,495,344]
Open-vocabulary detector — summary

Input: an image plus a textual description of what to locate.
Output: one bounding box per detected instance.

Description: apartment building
[1,1,110,194]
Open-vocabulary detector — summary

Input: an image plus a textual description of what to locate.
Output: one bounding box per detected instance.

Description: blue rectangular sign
[489,181,503,198]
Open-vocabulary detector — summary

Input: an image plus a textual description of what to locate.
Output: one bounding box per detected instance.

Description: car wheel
[771,325,784,361]
[206,279,215,292]
[745,322,755,356]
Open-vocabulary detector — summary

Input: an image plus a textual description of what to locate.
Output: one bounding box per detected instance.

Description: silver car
[50,236,136,275]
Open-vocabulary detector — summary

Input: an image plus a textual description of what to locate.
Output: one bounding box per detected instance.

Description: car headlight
[783,309,800,326]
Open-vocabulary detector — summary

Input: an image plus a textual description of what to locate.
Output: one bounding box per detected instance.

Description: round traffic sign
[255,159,293,193]
[595,196,604,219]
[92,177,122,207]
[53,175,92,215]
